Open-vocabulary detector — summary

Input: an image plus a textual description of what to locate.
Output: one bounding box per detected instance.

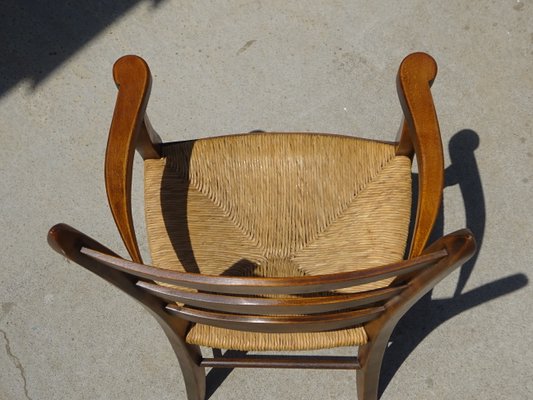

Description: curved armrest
[105,55,162,263]
[396,53,444,258]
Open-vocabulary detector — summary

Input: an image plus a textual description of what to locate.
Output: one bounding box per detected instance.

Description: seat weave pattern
[144,133,412,351]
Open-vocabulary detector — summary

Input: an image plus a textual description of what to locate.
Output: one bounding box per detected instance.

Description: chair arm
[396,52,444,258]
[105,55,161,263]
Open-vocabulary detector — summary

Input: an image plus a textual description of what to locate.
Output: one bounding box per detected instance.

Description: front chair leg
[159,321,206,400]
[174,350,206,400]
[356,333,391,400]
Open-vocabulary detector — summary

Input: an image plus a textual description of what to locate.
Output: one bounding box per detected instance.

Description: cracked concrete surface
[1,1,532,399]
[1,329,32,400]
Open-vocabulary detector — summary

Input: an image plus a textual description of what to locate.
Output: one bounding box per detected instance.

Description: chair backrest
[79,243,449,333]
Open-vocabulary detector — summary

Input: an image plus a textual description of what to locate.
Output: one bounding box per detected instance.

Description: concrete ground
[1,1,532,399]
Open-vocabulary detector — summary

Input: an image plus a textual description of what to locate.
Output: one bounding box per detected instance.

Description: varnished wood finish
[105,55,161,263]
[48,53,478,400]
[137,114,162,159]
[166,303,385,333]
[80,246,447,294]
[395,118,413,157]
[137,281,407,315]
[201,355,361,370]
[60,227,471,339]
[395,52,444,258]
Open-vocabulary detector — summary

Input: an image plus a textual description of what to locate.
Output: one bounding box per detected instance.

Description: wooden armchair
[48,52,476,400]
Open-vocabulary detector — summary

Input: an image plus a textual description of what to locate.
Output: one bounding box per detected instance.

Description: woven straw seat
[144,134,412,350]
[48,53,477,400]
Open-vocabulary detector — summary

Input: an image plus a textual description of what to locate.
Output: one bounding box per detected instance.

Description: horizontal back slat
[80,247,447,295]
[165,304,385,333]
[136,281,407,315]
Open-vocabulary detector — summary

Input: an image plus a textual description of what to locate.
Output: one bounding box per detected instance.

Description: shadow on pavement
[0,0,163,96]
[379,129,528,397]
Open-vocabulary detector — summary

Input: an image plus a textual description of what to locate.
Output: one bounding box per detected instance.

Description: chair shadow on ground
[378,129,528,397]
[165,129,528,399]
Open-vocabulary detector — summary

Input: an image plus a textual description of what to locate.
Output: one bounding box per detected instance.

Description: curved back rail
[78,248,447,333]
[79,247,447,295]
[48,224,474,335]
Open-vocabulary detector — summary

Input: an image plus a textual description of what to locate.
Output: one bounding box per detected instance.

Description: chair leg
[175,354,206,400]
[160,322,206,400]
[356,336,389,400]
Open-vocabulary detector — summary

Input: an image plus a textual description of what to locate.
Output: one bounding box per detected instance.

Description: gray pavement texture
[1,1,532,399]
